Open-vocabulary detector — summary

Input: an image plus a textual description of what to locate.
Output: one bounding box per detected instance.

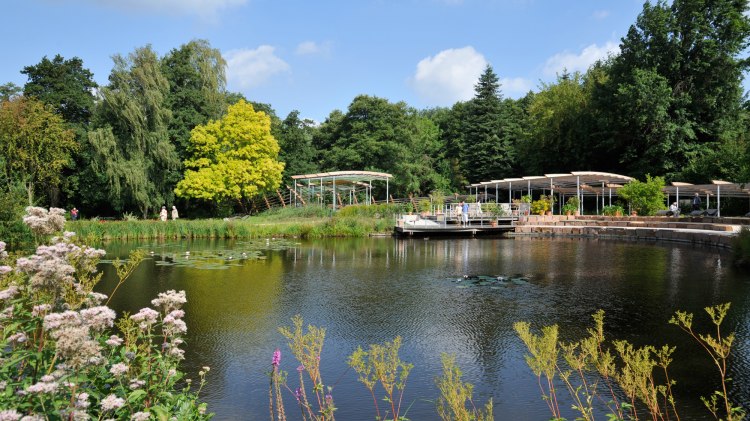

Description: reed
[67,209,396,241]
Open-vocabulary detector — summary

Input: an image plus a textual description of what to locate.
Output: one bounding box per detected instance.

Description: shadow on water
[97,236,750,420]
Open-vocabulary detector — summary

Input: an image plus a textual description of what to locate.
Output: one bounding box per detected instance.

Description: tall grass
[67,207,396,242]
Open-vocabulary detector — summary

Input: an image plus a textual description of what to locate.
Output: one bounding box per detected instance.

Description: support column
[332,176,336,211]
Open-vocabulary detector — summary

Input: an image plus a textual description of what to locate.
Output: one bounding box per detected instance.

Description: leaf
[128,389,147,403]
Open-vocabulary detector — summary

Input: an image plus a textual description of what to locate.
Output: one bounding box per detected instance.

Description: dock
[394,215,517,237]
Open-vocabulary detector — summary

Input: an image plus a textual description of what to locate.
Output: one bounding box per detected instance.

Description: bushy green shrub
[618,174,666,216]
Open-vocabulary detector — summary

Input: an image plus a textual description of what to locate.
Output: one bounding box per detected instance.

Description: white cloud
[592,10,610,20]
[411,46,487,105]
[543,41,619,77]
[224,46,290,89]
[500,77,533,96]
[295,41,332,56]
[78,0,247,18]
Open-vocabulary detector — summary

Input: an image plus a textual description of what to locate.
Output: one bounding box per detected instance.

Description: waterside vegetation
[67,205,402,242]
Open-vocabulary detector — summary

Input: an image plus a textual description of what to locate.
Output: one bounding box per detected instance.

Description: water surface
[99,237,750,420]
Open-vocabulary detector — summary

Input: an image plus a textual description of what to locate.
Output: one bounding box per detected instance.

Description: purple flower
[272,348,281,366]
[297,365,304,372]
[294,388,302,402]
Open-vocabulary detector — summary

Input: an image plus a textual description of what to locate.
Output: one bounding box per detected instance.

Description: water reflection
[98,237,750,420]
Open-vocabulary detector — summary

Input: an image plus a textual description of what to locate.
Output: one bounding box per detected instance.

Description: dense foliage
[0,0,748,219]
[0,207,210,419]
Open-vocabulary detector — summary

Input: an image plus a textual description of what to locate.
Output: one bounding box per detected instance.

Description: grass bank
[67,205,400,242]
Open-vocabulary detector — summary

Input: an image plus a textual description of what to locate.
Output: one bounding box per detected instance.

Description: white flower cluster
[151,290,186,312]
[15,234,104,294]
[42,306,115,369]
[22,207,66,236]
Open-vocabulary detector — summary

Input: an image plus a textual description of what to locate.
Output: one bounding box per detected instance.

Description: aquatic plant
[515,304,743,420]
[276,315,336,421]
[0,207,211,419]
[435,353,493,421]
[348,336,413,421]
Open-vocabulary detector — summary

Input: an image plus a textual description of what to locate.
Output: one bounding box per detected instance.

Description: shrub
[618,174,666,216]
[602,204,625,216]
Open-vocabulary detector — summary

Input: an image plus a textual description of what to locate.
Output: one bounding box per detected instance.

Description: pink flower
[272,348,281,366]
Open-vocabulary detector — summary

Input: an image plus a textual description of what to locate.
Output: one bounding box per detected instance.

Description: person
[461,200,469,226]
[171,205,179,221]
[476,198,482,215]
[70,207,78,221]
[669,202,679,217]
[692,193,702,211]
[159,206,168,222]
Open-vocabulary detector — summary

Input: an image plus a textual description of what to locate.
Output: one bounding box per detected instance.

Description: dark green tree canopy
[161,39,227,160]
[461,65,515,183]
[21,55,97,126]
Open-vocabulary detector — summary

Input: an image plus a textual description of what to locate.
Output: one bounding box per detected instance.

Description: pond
[98,237,750,420]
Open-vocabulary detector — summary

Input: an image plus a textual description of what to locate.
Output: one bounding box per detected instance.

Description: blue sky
[2,0,649,122]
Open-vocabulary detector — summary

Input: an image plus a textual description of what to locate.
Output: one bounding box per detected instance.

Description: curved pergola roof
[469,171,635,196]
[291,170,392,183]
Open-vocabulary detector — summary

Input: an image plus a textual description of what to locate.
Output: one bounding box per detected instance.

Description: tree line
[1,0,749,218]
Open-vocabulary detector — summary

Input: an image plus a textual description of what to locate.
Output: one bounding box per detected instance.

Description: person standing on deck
[461,201,469,226]
[692,193,702,211]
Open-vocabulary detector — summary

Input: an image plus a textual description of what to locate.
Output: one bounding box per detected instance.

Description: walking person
[171,205,179,221]
[159,206,168,222]
[461,200,469,227]
[692,193,702,211]
[70,207,78,221]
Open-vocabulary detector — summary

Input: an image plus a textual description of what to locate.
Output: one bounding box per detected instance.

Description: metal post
[495,184,498,203]
[718,185,721,217]
[576,176,581,214]
[332,176,336,211]
[609,188,612,206]
[508,182,512,207]
[369,180,372,205]
[550,178,554,214]
[386,178,389,204]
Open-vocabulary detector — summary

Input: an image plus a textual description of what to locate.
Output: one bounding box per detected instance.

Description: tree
[0,83,22,102]
[86,45,179,217]
[161,39,226,160]
[21,55,97,126]
[0,96,77,205]
[461,65,514,182]
[525,71,601,174]
[316,95,448,196]
[601,0,750,179]
[278,110,319,184]
[174,100,285,210]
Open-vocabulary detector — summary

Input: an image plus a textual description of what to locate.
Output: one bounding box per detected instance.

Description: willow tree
[0,96,76,205]
[86,45,179,218]
[174,100,284,211]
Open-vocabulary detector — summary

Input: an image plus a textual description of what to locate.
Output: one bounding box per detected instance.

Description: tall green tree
[461,65,514,182]
[601,0,750,179]
[317,95,447,196]
[278,110,319,184]
[20,55,98,207]
[0,96,77,205]
[161,39,226,160]
[0,83,22,103]
[21,55,97,126]
[86,45,179,217]
[174,100,284,210]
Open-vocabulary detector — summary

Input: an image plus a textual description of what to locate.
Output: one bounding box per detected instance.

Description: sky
[1,0,650,122]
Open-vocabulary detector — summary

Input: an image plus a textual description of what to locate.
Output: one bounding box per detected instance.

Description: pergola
[468,171,635,214]
[663,180,750,217]
[290,171,392,210]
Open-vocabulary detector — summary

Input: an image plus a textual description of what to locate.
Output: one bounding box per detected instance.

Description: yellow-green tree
[0,96,77,205]
[175,100,284,210]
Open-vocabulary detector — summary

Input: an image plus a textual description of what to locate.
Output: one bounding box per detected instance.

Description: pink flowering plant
[0,207,211,419]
